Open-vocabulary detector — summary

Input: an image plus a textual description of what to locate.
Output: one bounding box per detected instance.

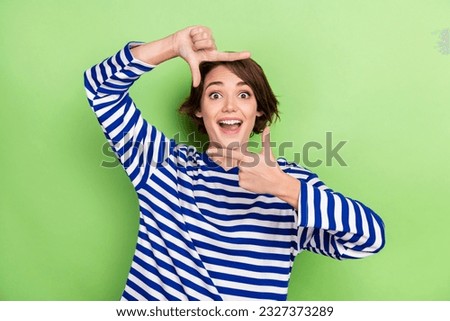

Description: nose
[222,97,237,113]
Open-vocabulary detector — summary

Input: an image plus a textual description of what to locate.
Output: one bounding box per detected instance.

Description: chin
[207,127,252,150]
[209,138,240,149]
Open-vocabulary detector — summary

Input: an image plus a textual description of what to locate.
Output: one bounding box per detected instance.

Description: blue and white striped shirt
[84,42,385,301]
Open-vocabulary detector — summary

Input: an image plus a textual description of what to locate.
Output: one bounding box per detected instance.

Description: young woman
[84,26,385,301]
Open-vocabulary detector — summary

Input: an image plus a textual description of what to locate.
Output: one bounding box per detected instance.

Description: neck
[210,155,239,170]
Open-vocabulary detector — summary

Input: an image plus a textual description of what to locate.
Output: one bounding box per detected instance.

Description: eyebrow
[205,81,248,89]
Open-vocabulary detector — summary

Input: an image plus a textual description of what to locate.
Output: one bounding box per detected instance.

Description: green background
[1,0,449,300]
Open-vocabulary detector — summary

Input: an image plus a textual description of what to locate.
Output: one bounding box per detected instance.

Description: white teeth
[219,120,242,125]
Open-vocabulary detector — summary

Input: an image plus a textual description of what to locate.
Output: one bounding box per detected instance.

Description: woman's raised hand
[172,26,251,87]
[131,26,250,87]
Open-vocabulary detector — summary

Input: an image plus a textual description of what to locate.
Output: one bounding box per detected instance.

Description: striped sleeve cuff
[126,42,158,69]
[297,180,312,228]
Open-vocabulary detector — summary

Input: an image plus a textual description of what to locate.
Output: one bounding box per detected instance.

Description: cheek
[197,99,211,119]
[197,106,215,129]
[199,100,222,120]
[245,100,259,117]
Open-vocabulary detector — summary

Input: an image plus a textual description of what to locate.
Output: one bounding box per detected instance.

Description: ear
[195,110,203,118]
[256,110,263,117]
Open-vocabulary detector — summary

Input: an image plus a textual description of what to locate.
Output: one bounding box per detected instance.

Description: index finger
[206,147,253,162]
[189,60,201,87]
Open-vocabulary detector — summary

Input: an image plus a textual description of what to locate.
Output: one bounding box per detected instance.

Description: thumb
[261,127,275,163]
[214,50,251,62]
[261,127,271,152]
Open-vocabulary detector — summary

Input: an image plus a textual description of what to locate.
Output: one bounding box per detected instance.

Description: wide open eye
[209,92,222,100]
[238,92,251,99]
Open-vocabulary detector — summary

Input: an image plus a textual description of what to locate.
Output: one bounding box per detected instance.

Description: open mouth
[218,119,243,130]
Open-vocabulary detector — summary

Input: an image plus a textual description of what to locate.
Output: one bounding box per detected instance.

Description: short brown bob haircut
[179,59,279,135]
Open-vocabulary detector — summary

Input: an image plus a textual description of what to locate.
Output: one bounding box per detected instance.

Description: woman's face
[196,65,262,149]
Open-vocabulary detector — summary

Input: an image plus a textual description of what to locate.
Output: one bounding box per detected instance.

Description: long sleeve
[84,43,175,189]
[282,161,385,260]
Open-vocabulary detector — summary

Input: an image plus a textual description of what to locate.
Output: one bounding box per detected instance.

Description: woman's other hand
[207,127,301,209]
